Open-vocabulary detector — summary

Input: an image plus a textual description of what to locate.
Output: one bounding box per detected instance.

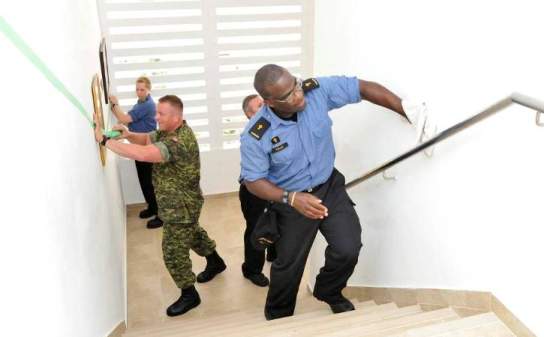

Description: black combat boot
[166,285,201,317]
[196,250,226,283]
[146,216,163,229]
[139,208,156,219]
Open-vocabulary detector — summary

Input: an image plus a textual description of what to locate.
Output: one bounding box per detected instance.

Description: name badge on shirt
[272,142,288,153]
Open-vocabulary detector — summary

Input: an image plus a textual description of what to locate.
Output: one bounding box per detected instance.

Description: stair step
[428,322,514,337]
[360,300,378,307]
[211,304,416,337]
[401,312,515,337]
[123,309,261,337]
[131,302,395,337]
[223,302,399,336]
[310,307,459,337]
[123,300,376,337]
[124,297,365,336]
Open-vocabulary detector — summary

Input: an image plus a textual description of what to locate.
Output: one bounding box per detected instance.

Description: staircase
[121,299,516,337]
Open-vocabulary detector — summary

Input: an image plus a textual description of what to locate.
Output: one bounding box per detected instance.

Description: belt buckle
[306,187,313,193]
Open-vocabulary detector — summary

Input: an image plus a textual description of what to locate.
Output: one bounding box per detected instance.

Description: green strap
[0,16,93,127]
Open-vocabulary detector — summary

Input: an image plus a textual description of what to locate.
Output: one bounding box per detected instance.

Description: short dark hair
[136,76,152,90]
[158,95,183,112]
[242,94,259,113]
[254,64,288,98]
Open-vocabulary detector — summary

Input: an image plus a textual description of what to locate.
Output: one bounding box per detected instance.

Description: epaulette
[302,78,319,93]
[249,117,271,140]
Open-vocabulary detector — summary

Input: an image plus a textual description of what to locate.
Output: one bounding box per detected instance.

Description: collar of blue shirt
[137,94,151,104]
[264,105,298,130]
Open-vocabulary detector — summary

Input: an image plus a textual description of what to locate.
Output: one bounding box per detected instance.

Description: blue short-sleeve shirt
[240,75,361,191]
[128,95,157,132]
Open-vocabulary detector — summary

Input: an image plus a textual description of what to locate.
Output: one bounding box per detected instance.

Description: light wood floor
[126,194,325,329]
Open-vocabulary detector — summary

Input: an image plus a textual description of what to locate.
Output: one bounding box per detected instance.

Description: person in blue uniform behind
[239,64,413,320]
[239,94,277,288]
[109,76,163,229]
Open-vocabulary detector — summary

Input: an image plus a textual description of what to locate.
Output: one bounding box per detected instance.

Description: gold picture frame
[92,74,107,166]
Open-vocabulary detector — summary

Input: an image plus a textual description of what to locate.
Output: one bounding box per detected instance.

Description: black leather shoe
[329,298,355,314]
[314,291,355,314]
[146,217,163,229]
[166,286,201,317]
[139,208,156,219]
[197,251,226,283]
[244,273,269,287]
[264,308,292,321]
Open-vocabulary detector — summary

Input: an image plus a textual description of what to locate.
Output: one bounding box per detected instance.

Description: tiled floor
[126,194,324,329]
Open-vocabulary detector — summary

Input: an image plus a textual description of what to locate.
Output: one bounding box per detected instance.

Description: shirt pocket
[270,142,294,165]
[312,116,333,138]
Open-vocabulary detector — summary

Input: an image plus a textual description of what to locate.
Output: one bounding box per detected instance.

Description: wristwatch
[282,190,289,204]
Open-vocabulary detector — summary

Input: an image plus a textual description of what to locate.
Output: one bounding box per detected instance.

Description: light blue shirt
[128,95,156,133]
[240,76,361,191]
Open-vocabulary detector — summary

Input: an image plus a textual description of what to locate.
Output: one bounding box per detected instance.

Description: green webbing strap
[0,16,94,127]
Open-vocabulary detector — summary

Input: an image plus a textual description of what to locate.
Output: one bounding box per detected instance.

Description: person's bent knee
[333,243,361,263]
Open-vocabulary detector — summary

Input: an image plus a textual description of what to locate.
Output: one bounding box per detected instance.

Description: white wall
[310,0,544,335]
[0,1,126,336]
[119,159,144,205]
[201,149,243,195]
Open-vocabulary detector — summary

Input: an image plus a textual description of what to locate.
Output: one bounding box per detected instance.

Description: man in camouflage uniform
[94,95,227,317]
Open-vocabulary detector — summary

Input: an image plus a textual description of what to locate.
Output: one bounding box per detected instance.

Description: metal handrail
[345,92,544,189]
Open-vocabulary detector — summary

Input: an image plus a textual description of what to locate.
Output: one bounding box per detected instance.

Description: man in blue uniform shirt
[110,76,163,229]
[240,64,410,320]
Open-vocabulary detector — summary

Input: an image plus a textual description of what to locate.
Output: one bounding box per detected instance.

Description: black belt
[304,182,325,193]
[303,169,338,193]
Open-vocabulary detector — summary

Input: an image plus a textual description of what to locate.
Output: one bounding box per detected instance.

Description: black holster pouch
[251,204,280,251]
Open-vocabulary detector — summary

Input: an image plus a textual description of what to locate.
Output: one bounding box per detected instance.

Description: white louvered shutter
[97,0,314,193]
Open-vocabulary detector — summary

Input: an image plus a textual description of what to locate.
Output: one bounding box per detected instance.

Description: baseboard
[203,191,238,199]
[107,321,126,337]
[344,285,491,310]
[491,295,537,337]
[126,203,146,210]
[125,192,237,210]
[343,285,536,337]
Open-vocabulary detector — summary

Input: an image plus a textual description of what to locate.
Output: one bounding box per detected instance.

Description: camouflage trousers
[162,222,216,289]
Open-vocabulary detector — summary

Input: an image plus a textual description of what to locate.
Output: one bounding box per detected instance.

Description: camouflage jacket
[150,121,203,224]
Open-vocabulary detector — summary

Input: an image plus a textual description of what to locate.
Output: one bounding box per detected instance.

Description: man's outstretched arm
[358,79,408,120]
[111,124,150,145]
[94,122,162,162]
[105,141,163,163]
[109,95,133,125]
